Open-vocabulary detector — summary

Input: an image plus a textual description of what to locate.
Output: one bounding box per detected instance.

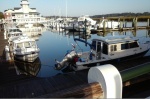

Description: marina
[0,0,150,98]
[1,26,150,98]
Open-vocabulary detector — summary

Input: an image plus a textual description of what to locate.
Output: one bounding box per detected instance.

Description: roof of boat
[92,36,139,44]
[13,35,35,43]
[7,27,22,33]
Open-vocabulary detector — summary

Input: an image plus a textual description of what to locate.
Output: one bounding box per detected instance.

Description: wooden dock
[0,56,150,98]
[92,16,150,32]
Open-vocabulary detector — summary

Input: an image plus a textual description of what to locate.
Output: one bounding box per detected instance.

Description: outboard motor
[55,50,77,70]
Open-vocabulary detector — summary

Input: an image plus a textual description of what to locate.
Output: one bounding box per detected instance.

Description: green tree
[0,12,4,19]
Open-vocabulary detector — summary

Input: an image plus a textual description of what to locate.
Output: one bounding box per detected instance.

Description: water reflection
[4,25,150,77]
[14,57,41,76]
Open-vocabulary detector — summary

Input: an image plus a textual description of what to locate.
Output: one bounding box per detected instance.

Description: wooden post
[147,19,150,27]
[103,20,106,32]
[134,17,138,30]
[118,18,120,28]
[132,18,134,27]
[37,82,103,98]
[149,19,150,27]
[123,18,125,28]
[111,20,112,29]
[120,21,122,31]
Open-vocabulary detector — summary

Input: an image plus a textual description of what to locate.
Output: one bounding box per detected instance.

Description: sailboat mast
[65,0,67,19]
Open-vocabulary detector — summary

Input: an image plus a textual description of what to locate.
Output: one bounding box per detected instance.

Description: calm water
[29,28,149,77]
[13,22,150,77]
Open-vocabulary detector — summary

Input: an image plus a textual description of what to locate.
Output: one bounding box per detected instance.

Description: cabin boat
[55,36,150,70]
[5,27,23,39]
[5,35,40,62]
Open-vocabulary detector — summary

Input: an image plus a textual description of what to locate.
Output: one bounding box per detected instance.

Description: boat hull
[77,49,149,67]
[14,52,39,62]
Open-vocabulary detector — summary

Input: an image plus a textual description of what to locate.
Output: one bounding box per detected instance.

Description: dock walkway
[0,56,150,98]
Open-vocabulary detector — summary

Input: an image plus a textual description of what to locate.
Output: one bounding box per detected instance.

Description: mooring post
[134,17,138,30]
[149,19,150,27]
[123,18,125,28]
[118,17,122,30]
[132,18,134,27]
[103,20,106,32]
[88,64,122,98]
[147,19,150,27]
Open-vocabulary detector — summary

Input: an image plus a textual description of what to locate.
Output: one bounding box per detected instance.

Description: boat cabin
[7,28,23,38]
[91,36,140,60]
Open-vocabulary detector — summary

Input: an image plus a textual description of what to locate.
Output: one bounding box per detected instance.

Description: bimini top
[92,36,139,45]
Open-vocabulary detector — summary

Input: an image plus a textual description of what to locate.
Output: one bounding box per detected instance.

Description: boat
[5,34,40,62]
[97,17,120,29]
[5,27,23,40]
[55,36,150,70]
[63,15,97,33]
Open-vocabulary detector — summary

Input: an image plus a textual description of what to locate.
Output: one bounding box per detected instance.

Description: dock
[0,55,150,98]
[92,16,150,32]
[0,17,150,98]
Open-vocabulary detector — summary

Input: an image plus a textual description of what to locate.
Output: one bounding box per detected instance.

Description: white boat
[97,17,120,29]
[63,15,97,33]
[55,36,150,70]
[5,27,23,40]
[6,35,40,62]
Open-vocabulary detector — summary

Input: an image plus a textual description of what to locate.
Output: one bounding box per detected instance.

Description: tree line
[91,12,150,18]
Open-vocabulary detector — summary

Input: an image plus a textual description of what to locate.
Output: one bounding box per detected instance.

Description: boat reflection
[14,57,41,76]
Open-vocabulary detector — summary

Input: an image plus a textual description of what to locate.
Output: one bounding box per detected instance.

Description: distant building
[4,0,46,27]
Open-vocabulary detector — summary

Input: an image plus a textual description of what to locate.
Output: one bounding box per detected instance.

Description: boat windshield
[24,42,30,48]
[17,43,23,48]
[30,41,36,47]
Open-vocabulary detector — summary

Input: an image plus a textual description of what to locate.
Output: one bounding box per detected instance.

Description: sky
[0,0,150,17]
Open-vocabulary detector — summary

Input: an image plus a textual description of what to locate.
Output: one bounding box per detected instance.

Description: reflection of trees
[14,57,41,76]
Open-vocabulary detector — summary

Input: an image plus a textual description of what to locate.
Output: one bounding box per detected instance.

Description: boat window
[110,45,113,52]
[121,43,129,50]
[24,42,30,48]
[30,41,36,47]
[17,43,23,48]
[103,43,108,55]
[110,45,117,52]
[97,42,101,52]
[129,42,139,48]
[114,45,117,51]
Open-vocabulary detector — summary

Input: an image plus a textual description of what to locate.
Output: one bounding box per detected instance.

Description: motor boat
[5,34,40,62]
[55,36,150,70]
